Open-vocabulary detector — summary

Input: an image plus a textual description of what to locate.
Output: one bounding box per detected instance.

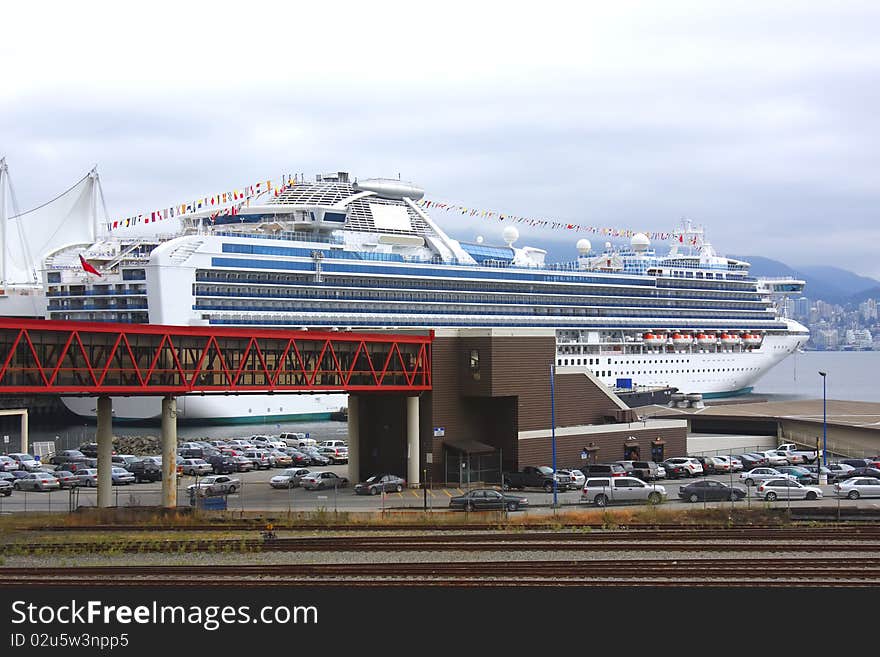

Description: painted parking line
[442,489,452,497]
[455,488,464,495]
[410,490,420,498]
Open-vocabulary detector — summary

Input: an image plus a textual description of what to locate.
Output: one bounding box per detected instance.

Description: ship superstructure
[42,170,808,420]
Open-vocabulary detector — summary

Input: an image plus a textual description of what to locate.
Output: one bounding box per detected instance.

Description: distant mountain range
[731,255,880,306]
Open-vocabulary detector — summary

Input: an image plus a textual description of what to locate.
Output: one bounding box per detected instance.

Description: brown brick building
[349,329,687,486]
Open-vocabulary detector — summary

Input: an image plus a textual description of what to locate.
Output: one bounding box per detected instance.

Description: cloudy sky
[2,0,879,275]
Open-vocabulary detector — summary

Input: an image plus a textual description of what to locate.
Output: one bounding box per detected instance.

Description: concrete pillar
[161,396,178,508]
[96,395,113,508]
[20,410,28,455]
[347,395,360,484]
[406,396,420,488]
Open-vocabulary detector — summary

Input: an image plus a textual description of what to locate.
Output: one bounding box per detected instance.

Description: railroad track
[3,558,880,587]
[5,529,880,554]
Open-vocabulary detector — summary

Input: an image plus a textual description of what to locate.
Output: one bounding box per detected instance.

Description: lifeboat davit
[672,333,692,348]
[697,333,715,348]
[720,332,739,346]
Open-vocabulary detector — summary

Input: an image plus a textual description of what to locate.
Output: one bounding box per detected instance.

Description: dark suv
[130,458,162,482]
[207,455,237,475]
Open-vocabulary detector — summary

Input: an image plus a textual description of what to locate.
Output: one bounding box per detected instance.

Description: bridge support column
[347,396,360,485]
[407,396,420,488]
[20,410,28,455]
[161,397,178,508]
[96,395,113,508]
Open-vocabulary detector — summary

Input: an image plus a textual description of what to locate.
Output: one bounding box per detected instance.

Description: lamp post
[819,371,827,467]
[550,363,558,508]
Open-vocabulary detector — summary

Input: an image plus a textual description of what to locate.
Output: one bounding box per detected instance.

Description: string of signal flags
[415,198,681,242]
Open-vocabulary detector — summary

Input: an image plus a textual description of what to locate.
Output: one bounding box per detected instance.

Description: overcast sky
[2,1,879,276]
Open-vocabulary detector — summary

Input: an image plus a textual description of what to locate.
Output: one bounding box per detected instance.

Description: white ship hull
[583,331,807,395]
[61,392,348,424]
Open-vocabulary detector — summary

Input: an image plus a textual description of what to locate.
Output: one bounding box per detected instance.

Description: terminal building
[348,329,688,487]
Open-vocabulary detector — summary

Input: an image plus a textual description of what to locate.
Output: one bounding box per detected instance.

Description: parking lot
[2,465,880,514]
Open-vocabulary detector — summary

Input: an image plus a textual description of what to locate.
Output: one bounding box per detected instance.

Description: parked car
[834,477,880,499]
[301,471,349,490]
[755,478,823,501]
[278,448,311,466]
[579,463,627,478]
[690,456,717,474]
[187,475,241,497]
[112,454,139,470]
[52,470,82,489]
[55,461,94,474]
[0,455,18,472]
[270,468,312,489]
[111,467,135,485]
[354,474,406,495]
[269,450,293,468]
[78,443,99,458]
[624,461,664,481]
[663,457,704,477]
[129,458,162,483]
[231,456,255,473]
[503,465,570,491]
[300,447,331,466]
[49,449,87,466]
[13,472,60,491]
[243,449,272,470]
[74,469,99,487]
[739,467,794,486]
[180,458,213,476]
[840,458,874,469]
[735,454,764,470]
[207,455,237,475]
[449,488,529,511]
[581,476,666,506]
[280,432,317,449]
[0,479,11,496]
[319,439,348,450]
[705,456,733,473]
[825,463,856,477]
[319,446,348,464]
[832,466,880,482]
[8,453,42,472]
[562,469,586,489]
[660,460,688,479]
[678,480,747,503]
[716,456,743,472]
[761,450,791,467]
[776,466,818,485]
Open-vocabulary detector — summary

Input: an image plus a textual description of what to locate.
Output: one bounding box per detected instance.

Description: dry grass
[0,505,795,534]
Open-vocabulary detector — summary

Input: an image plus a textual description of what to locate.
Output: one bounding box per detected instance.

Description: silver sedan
[755,478,822,501]
[834,477,880,499]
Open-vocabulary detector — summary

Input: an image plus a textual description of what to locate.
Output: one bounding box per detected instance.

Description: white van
[280,432,317,449]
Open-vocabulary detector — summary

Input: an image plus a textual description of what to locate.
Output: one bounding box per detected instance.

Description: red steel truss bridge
[0,319,432,395]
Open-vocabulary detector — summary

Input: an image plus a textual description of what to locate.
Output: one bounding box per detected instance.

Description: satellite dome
[604,241,612,251]
[502,226,519,246]
[576,238,592,255]
[630,232,650,252]
[475,235,484,244]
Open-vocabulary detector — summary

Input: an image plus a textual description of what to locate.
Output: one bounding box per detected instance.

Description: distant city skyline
[3,1,879,277]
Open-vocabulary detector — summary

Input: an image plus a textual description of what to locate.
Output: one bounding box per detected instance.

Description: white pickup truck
[776,443,821,465]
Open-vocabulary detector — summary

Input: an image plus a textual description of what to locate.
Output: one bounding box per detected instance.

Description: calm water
[749,350,880,402]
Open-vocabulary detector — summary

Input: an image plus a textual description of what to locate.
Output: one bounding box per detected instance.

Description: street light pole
[550,363,558,508]
[819,371,827,467]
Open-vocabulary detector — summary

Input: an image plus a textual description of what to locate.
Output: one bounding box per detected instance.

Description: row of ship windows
[195,270,761,302]
[192,300,772,321]
[558,360,760,375]
[192,286,768,312]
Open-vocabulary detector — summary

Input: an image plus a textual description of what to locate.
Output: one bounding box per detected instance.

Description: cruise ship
[27,169,808,422]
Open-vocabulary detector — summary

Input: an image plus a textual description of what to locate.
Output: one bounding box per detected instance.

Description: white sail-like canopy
[2,167,100,284]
